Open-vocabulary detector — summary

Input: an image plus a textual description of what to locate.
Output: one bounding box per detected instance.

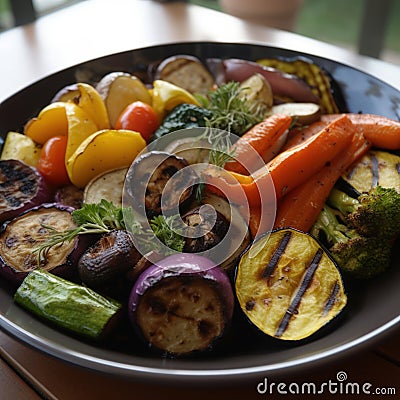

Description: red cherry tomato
[115,101,160,142]
[37,135,71,187]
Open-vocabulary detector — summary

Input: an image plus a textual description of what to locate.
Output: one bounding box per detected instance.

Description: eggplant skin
[0,159,52,224]
[78,229,141,299]
[128,254,234,356]
[126,151,198,218]
[0,203,79,285]
[182,206,228,253]
[235,228,347,342]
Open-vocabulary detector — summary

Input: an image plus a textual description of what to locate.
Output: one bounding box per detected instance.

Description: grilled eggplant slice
[83,168,127,207]
[235,228,347,341]
[182,205,229,253]
[128,253,234,356]
[342,150,400,194]
[125,151,198,218]
[78,229,141,299]
[0,203,79,284]
[201,193,251,272]
[155,55,215,95]
[54,185,83,209]
[0,160,52,224]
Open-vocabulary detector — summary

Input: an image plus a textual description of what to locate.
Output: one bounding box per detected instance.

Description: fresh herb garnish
[34,200,186,264]
[197,81,266,135]
[149,214,185,253]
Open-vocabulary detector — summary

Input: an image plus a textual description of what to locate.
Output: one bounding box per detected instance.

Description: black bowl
[0,42,399,384]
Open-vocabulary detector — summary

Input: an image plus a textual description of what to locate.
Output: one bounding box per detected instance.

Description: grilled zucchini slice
[342,150,400,194]
[235,228,347,341]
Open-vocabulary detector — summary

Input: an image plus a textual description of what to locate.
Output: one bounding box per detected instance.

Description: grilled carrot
[266,114,356,199]
[281,120,328,152]
[273,130,371,232]
[225,114,292,175]
[204,115,356,211]
[322,113,400,150]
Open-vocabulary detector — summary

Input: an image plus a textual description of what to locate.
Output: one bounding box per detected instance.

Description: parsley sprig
[34,199,185,264]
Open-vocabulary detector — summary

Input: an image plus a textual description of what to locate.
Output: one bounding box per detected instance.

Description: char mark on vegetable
[370,152,379,188]
[261,231,292,279]
[322,281,340,317]
[275,248,323,338]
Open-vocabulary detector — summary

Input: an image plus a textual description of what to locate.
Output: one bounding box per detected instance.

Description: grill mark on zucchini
[396,162,400,175]
[370,153,379,188]
[261,231,292,278]
[322,281,340,316]
[275,248,323,338]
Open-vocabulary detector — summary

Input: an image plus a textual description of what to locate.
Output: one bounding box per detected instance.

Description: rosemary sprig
[33,200,186,264]
[197,81,266,135]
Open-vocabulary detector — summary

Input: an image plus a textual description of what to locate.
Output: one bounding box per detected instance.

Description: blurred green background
[1,0,399,61]
[191,0,400,54]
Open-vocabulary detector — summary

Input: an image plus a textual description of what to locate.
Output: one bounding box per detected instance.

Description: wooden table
[0,1,399,399]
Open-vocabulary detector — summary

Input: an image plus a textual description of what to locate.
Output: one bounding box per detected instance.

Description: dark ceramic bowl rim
[1,42,399,383]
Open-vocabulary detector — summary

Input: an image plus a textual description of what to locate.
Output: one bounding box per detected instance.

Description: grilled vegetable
[0,131,41,167]
[182,204,228,253]
[96,72,152,128]
[238,73,274,110]
[83,168,127,207]
[270,102,321,126]
[206,58,319,104]
[154,55,215,95]
[342,150,400,194]
[163,136,211,165]
[225,114,292,175]
[150,79,201,118]
[66,129,146,188]
[235,228,347,341]
[0,160,52,224]
[0,203,79,284]
[274,129,371,232]
[152,103,212,140]
[128,253,234,356]
[322,113,400,150]
[257,57,341,114]
[200,193,252,272]
[115,101,160,143]
[311,185,400,279]
[54,185,83,209]
[78,229,141,298]
[125,151,198,218]
[14,269,122,341]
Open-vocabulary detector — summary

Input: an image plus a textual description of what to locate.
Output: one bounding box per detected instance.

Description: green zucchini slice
[14,269,122,340]
[343,150,400,194]
[235,228,347,341]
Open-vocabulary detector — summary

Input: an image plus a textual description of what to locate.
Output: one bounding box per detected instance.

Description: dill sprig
[197,81,266,135]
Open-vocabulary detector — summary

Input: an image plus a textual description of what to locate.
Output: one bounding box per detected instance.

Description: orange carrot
[281,120,328,152]
[273,130,371,232]
[266,114,356,199]
[322,113,400,150]
[225,114,292,175]
[204,115,356,211]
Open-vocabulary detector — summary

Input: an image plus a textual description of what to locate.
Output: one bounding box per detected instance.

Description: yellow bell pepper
[150,80,200,118]
[66,129,146,188]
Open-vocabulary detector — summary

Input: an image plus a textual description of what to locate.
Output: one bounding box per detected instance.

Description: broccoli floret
[330,236,392,280]
[327,186,400,238]
[311,195,397,280]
